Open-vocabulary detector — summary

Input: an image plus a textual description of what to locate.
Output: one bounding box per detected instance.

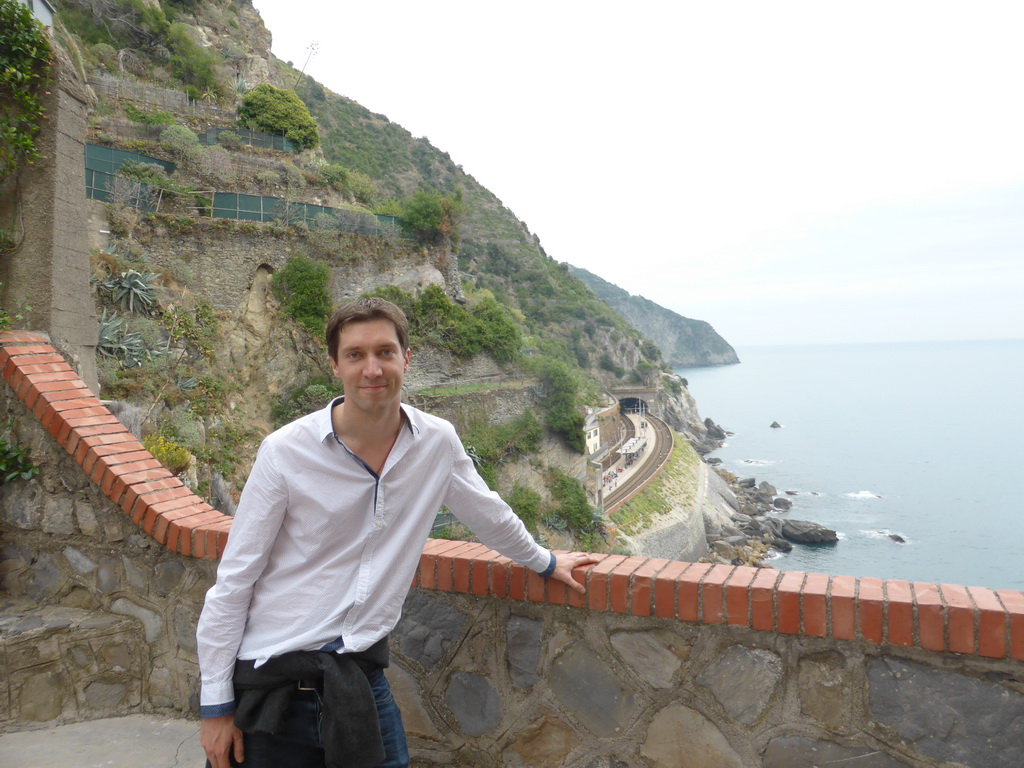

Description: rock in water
[773,497,793,511]
[781,519,839,544]
[770,421,782,428]
[889,534,906,543]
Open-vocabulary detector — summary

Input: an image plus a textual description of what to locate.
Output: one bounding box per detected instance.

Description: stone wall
[0,332,223,731]
[398,544,1024,768]
[124,219,454,315]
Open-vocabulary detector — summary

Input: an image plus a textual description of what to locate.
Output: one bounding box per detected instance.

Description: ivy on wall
[0,0,54,181]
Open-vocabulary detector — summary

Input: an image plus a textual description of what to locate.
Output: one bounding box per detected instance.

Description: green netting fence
[198,127,295,152]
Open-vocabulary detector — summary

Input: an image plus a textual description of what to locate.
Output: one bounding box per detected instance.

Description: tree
[400,189,463,245]
[238,84,320,150]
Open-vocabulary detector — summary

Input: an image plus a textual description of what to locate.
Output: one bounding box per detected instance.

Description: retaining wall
[1,331,1022,767]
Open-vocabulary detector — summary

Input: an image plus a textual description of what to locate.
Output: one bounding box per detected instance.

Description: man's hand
[200,714,244,768]
[549,552,600,594]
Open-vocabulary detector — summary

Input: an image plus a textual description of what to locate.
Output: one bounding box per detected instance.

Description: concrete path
[0,715,205,768]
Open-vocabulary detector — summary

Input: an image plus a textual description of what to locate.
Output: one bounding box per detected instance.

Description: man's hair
[325,297,410,361]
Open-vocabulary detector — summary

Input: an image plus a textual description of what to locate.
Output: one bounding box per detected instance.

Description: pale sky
[251,0,1024,347]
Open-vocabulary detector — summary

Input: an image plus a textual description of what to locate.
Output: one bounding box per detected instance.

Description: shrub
[144,434,192,475]
[400,189,463,244]
[197,145,236,185]
[216,130,242,149]
[536,359,585,452]
[238,84,319,150]
[271,254,332,334]
[272,377,344,427]
[546,468,596,535]
[159,124,201,161]
[507,486,542,534]
[123,103,175,126]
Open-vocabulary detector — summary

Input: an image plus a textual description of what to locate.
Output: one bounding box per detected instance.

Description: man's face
[331,318,410,418]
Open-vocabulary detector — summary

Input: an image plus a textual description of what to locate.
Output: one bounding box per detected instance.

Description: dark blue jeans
[225,667,409,767]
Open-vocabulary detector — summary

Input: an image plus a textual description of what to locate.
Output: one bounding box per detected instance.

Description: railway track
[603,414,673,512]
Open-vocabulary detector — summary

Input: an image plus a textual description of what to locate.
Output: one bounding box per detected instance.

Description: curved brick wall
[0,331,230,558]
[3,330,1022,662]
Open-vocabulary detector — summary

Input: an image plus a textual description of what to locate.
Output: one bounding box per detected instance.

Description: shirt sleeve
[195,436,290,716]
[441,427,553,574]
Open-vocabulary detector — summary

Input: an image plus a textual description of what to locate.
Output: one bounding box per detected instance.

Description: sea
[676,339,1024,591]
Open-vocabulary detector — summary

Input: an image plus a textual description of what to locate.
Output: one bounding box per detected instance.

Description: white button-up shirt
[196,399,553,713]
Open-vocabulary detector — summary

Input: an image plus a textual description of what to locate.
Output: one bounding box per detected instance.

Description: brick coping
[1,332,229,558]
[3,331,1022,660]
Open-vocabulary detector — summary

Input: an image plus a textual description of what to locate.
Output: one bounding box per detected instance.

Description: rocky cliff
[570,266,739,367]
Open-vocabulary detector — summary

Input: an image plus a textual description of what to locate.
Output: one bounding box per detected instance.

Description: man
[197,297,597,768]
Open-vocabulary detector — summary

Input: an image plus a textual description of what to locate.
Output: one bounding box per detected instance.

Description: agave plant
[97,310,154,368]
[101,269,158,314]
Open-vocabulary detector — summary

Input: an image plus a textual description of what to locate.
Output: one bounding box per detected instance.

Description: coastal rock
[773,497,793,511]
[737,478,756,489]
[770,421,782,428]
[781,519,838,544]
[785,490,798,495]
[889,534,906,543]
[703,418,728,440]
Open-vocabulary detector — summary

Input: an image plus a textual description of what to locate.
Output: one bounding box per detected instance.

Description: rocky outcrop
[568,267,739,367]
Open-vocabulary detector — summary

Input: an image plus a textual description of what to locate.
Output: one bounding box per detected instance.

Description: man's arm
[442,428,599,587]
[196,438,289,766]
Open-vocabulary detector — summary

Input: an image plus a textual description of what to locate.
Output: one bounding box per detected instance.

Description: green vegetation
[272,377,345,427]
[400,189,463,245]
[462,411,542,489]
[507,486,542,534]
[371,284,521,363]
[534,359,585,452]
[271,254,332,335]
[544,468,602,546]
[99,269,159,313]
[0,418,39,483]
[0,0,53,180]
[97,310,155,368]
[238,84,319,150]
[610,437,697,535]
[166,22,223,102]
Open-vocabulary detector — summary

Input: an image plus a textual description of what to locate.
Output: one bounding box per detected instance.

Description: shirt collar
[315,396,419,445]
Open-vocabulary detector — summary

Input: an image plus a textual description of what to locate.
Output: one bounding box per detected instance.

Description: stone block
[506,614,542,688]
[444,671,502,737]
[869,657,1024,767]
[640,703,742,768]
[1,481,44,529]
[83,680,130,711]
[154,560,186,596]
[762,736,912,768]
[393,592,467,669]
[63,546,97,575]
[122,556,149,590]
[549,642,637,736]
[610,629,688,689]
[798,651,849,729]
[96,559,121,593]
[97,639,133,672]
[386,663,441,740]
[24,554,64,601]
[74,499,100,537]
[174,602,198,655]
[17,667,69,722]
[111,598,162,643]
[697,645,782,725]
[504,714,581,768]
[148,665,175,708]
[59,586,98,609]
[41,494,75,534]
